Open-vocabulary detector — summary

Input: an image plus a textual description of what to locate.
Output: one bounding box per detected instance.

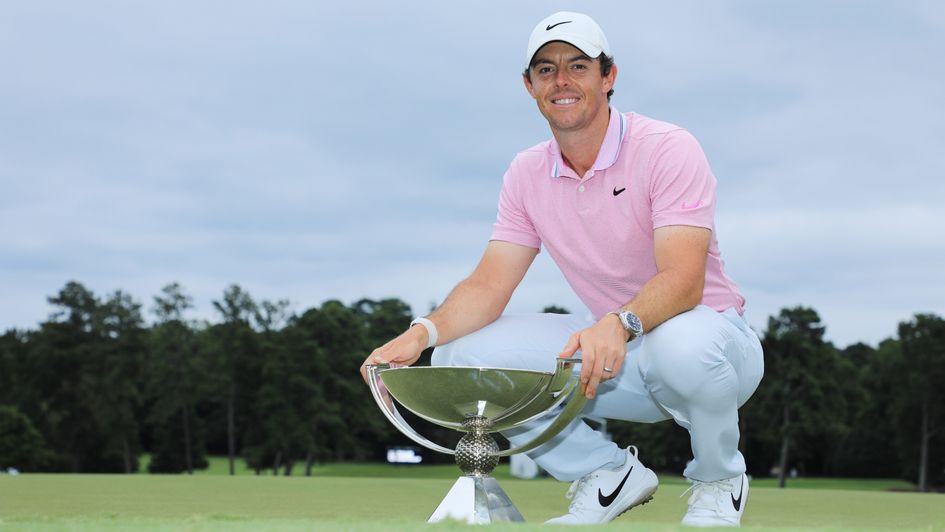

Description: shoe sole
[610,486,657,520]
[605,469,660,522]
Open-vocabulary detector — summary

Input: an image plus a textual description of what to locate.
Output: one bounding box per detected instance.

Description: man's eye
[572,63,588,70]
[538,66,553,75]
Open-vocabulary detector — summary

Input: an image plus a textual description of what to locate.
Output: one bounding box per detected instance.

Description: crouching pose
[361,11,763,527]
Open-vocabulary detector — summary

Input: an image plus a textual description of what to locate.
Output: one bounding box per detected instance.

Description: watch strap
[607,311,633,343]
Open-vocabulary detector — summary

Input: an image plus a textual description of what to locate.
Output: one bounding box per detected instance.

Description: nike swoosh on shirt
[598,466,633,507]
[546,21,572,31]
[613,187,626,196]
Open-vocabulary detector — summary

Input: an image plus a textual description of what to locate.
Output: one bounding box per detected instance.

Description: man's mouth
[551,97,578,105]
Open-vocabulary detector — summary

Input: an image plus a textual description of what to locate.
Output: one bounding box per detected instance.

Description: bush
[0,405,54,471]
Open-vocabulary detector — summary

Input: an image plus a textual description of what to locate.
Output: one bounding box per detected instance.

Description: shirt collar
[550,106,627,179]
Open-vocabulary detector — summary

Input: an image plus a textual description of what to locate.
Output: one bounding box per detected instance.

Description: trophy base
[428,475,526,524]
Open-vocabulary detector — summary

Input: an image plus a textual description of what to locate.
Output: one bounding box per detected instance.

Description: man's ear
[523,73,537,99]
[603,63,618,95]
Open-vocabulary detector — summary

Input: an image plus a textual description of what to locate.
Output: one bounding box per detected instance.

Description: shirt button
[578,185,585,192]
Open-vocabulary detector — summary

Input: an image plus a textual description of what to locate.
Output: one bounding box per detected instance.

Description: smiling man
[361,11,764,527]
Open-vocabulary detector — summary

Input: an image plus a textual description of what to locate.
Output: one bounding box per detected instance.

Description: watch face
[621,311,643,335]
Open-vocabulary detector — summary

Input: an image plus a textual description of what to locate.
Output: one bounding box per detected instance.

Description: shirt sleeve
[490,165,541,249]
[648,129,717,231]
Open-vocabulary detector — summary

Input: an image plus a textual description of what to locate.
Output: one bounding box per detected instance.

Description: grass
[150,456,922,490]
[1,460,942,531]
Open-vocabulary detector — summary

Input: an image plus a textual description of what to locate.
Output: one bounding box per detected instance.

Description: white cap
[525,11,611,67]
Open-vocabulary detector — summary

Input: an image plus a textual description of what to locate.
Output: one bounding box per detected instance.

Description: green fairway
[1,469,943,531]
[151,456,922,491]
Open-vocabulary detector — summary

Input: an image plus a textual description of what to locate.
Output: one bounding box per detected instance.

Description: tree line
[0,281,942,491]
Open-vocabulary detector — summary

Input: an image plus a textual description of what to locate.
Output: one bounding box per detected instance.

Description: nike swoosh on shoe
[598,466,632,507]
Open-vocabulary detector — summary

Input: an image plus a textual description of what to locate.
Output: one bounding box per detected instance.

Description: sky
[2,1,943,348]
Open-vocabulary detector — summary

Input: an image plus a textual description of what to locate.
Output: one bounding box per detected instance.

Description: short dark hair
[523,52,616,102]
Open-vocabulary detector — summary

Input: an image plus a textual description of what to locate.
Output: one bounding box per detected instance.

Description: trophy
[367,358,587,524]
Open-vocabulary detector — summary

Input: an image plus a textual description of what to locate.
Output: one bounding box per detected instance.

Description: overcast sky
[2,1,943,348]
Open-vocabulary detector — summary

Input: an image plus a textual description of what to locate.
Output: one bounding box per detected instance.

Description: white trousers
[431,305,764,482]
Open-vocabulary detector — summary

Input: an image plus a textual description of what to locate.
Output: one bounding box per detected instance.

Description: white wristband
[410,317,438,349]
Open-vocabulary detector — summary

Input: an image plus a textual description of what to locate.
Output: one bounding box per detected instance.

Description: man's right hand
[359,324,428,384]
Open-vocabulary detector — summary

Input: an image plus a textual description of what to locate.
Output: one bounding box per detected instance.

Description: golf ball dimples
[456,432,499,476]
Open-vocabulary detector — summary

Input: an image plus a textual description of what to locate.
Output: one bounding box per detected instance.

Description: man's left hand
[559,313,629,399]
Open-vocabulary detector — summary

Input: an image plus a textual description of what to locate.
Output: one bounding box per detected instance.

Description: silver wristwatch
[609,310,643,342]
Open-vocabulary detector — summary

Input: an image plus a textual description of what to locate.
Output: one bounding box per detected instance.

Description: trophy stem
[428,476,525,524]
[425,416,525,523]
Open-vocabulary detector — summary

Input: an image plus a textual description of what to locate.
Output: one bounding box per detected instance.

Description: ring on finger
[602,366,614,373]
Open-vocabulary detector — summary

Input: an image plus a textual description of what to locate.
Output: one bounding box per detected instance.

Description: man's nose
[554,67,571,86]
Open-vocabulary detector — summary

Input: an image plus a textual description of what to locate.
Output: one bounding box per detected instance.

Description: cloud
[1,1,943,347]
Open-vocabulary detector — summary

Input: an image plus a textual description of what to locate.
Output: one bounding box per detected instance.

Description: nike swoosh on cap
[598,466,633,507]
[546,21,572,31]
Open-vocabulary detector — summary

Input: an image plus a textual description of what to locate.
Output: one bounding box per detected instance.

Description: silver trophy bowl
[367,358,587,524]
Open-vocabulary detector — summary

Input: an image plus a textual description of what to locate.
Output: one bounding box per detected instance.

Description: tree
[293,302,362,461]
[5,283,147,472]
[745,307,852,487]
[147,283,208,473]
[209,284,258,475]
[893,314,945,491]
[30,282,105,471]
[246,324,315,475]
[829,341,901,478]
[241,299,312,475]
[354,298,413,349]
[86,290,147,473]
[542,305,570,314]
[0,330,29,409]
[0,405,54,471]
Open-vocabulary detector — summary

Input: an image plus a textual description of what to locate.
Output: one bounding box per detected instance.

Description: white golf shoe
[545,446,658,525]
[681,473,749,527]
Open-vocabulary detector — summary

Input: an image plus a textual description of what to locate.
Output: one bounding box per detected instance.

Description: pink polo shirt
[491,108,745,319]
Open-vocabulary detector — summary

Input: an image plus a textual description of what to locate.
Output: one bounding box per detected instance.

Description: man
[360,11,763,527]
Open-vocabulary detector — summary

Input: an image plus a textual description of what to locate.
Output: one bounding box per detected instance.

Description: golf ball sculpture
[455,417,499,476]
[366,358,587,524]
